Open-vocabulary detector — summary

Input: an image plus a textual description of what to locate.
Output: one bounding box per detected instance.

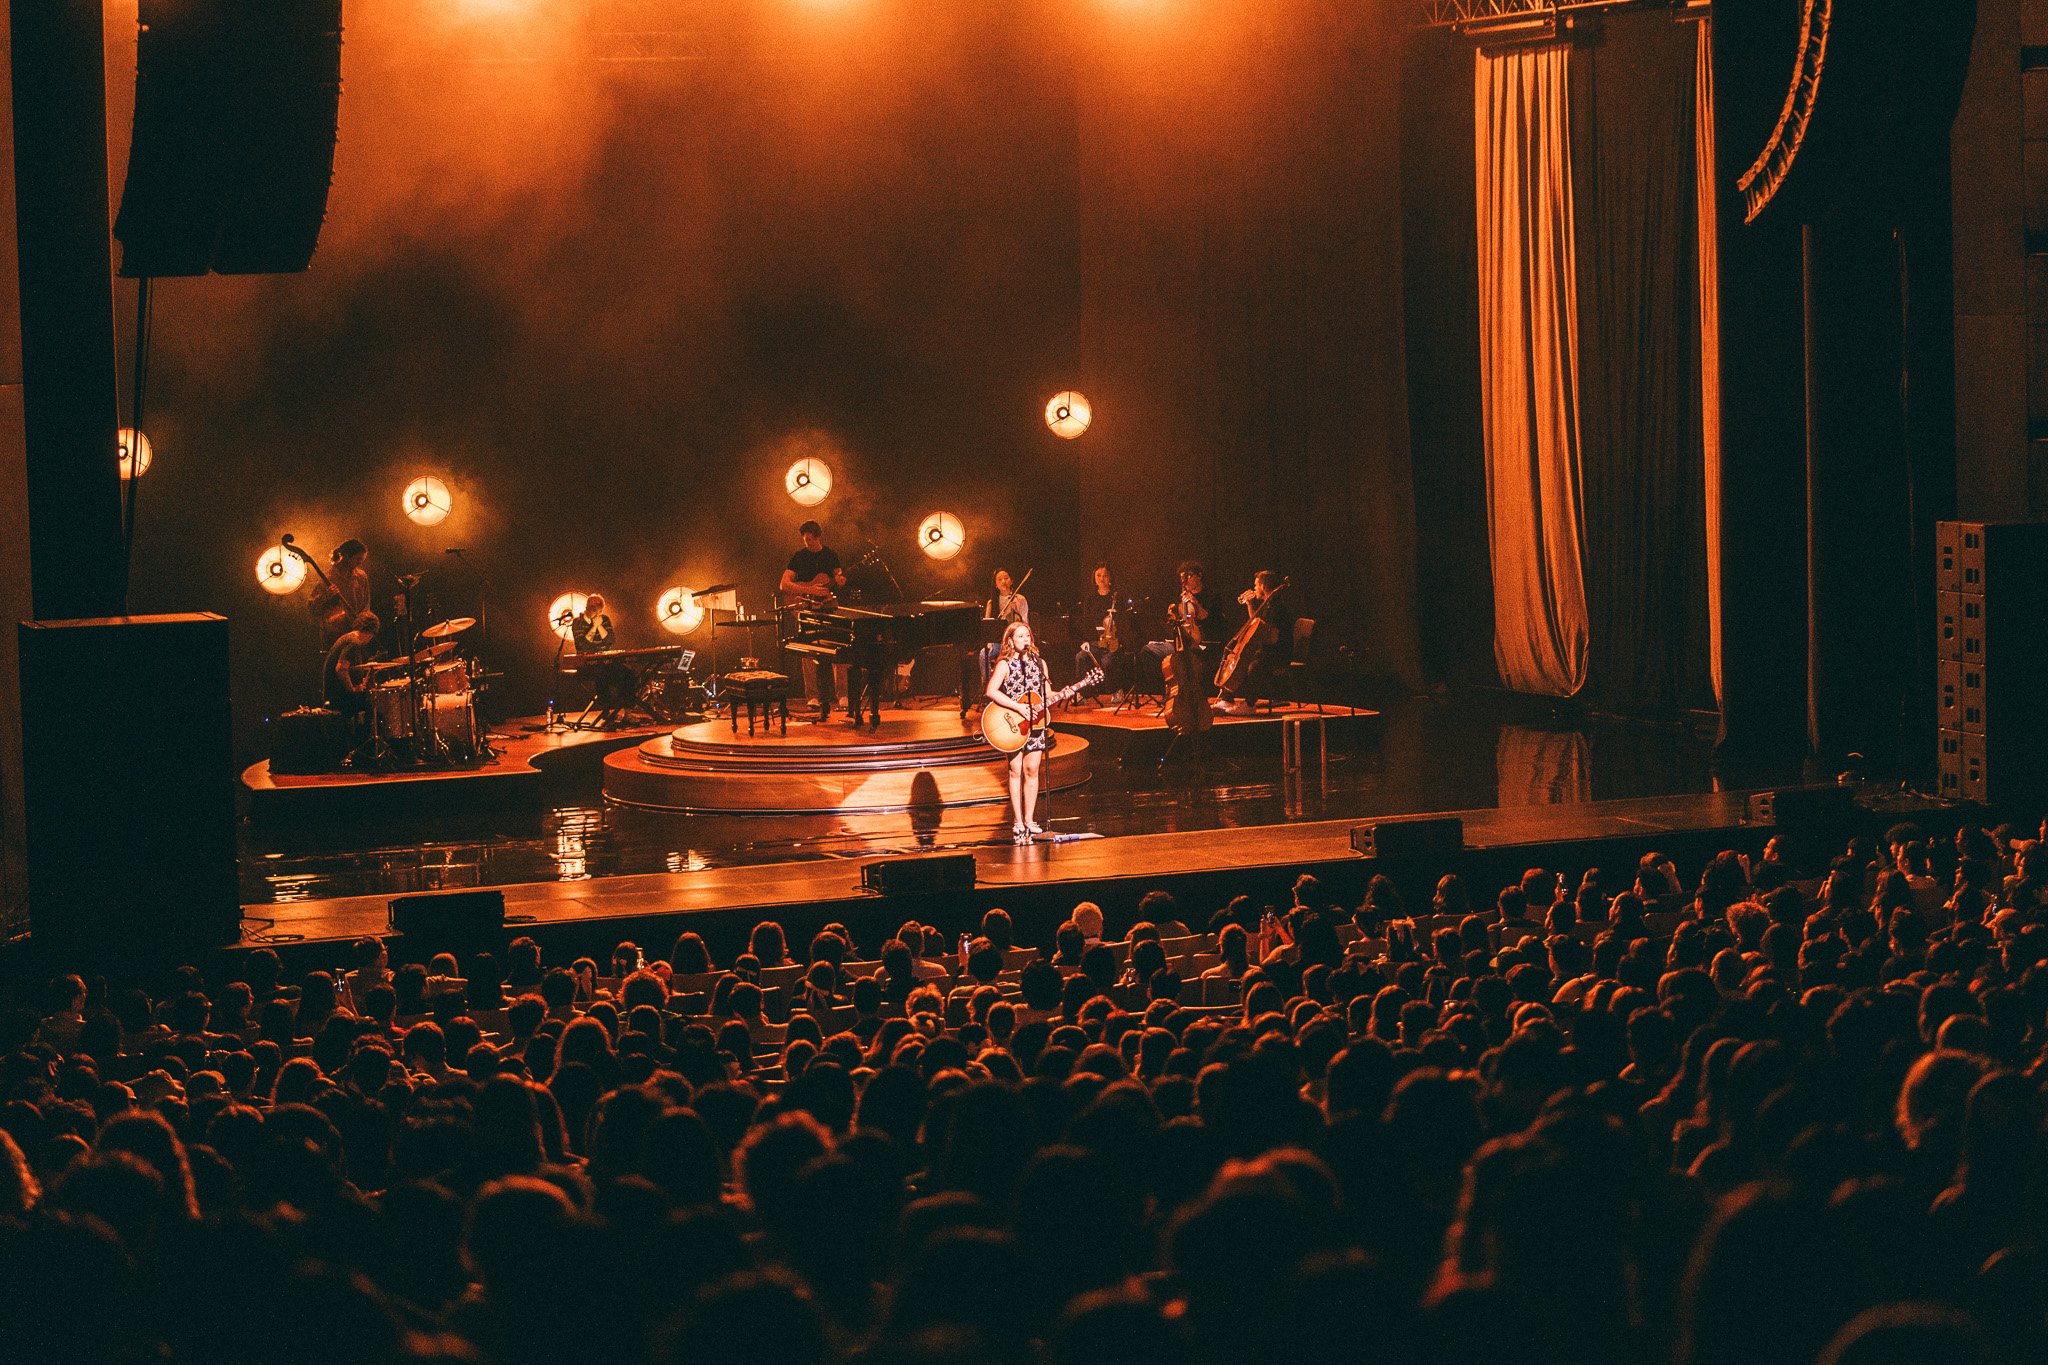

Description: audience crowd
[5,820,2048,1363]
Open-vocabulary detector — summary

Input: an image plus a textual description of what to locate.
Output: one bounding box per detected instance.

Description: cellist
[1211,570,1294,716]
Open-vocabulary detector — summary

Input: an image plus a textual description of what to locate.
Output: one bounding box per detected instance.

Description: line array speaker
[115,0,343,278]
[1934,521,2048,806]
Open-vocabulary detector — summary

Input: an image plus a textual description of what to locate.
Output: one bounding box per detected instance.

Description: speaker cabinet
[388,889,506,964]
[19,614,239,958]
[1934,522,2048,806]
[115,0,342,277]
[859,853,976,897]
[1350,816,1465,862]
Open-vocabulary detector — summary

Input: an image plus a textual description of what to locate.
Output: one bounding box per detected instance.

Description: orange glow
[548,592,589,641]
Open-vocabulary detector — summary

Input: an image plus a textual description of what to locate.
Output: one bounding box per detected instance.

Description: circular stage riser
[603,707,1092,814]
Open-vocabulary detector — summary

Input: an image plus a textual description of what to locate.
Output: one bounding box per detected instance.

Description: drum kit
[354,615,496,769]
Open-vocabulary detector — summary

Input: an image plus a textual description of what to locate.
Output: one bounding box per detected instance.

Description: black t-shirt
[1175,588,1223,646]
[1254,588,1299,660]
[786,547,842,588]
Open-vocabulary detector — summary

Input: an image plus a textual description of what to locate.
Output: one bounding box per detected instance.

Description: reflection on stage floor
[240,694,1775,907]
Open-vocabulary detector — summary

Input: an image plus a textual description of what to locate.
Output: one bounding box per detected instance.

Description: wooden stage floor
[239,787,1757,953]
[242,719,668,817]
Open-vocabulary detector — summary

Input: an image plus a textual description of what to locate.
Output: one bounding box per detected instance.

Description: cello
[1212,575,1288,696]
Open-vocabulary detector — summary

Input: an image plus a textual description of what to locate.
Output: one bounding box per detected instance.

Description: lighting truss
[1412,0,1708,35]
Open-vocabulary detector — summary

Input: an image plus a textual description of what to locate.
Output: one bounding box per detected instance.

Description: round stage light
[918,511,965,561]
[785,457,832,506]
[117,428,153,480]
[548,591,589,642]
[256,545,306,595]
[1045,390,1092,439]
[657,586,705,635]
[403,475,452,526]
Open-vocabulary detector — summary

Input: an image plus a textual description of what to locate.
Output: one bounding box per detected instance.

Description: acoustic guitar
[981,667,1102,753]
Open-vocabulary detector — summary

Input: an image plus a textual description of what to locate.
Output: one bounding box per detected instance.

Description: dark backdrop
[111,0,1087,756]
[97,0,1752,762]
[1074,2,1423,682]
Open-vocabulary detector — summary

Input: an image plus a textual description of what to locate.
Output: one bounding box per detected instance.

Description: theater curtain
[1570,14,1714,714]
[1695,19,1725,709]
[1475,43,1588,698]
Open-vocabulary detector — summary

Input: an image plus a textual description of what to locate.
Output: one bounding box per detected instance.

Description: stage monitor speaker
[388,889,506,963]
[115,0,342,277]
[1749,785,1860,857]
[20,615,239,958]
[860,853,976,898]
[1350,816,1464,862]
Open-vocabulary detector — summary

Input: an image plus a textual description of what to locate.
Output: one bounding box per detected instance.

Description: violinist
[1145,562,1220,668]
[1212,570,1295,715]
[1073,562,1127,699]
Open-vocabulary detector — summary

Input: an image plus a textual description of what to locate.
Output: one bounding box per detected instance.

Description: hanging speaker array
[114,0,343,278]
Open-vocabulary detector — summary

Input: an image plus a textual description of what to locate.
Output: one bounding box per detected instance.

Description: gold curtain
[1476,43,1588,698]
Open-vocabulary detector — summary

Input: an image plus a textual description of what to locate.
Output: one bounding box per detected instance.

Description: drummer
[323,612,382,719]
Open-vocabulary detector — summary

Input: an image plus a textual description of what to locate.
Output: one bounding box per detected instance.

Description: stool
[721,670,790,736]
[1282,713,1326,784]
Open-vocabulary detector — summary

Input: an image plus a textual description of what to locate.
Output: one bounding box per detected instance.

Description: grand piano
[783,598,985,721]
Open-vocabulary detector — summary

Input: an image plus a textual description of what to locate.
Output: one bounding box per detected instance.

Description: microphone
[443,548,465,556]
[280,532,295,545]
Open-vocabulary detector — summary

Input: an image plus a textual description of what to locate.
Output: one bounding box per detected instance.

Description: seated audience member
[5,837,2041,1365]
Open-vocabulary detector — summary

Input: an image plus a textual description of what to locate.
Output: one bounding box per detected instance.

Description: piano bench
[721,670,791,737]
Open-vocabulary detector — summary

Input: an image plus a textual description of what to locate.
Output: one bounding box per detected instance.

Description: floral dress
[996,651,1056,754]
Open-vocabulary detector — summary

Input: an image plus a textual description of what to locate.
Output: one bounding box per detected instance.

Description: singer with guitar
[983,622,1099,843]
[779,519,848,720]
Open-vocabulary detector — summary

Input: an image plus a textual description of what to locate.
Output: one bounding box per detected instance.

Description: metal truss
[1413,0,1708,35]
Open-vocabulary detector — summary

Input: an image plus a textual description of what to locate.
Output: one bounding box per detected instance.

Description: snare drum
[428,690,477,753]
[371,681,414,739]
[428,660,469,695]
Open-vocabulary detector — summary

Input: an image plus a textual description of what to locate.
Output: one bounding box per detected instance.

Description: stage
[236,787,1774,957]
[238,699,1379,820]
[229,693,1861,962]
[241,718,671,821]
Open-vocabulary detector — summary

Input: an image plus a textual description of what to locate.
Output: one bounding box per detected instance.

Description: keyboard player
[570,595,636,725]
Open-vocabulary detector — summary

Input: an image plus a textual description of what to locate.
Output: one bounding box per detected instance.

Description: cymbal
[697,582,737,596]
[359,658,410,676]
[413,640,458,662]
[419,616,476,639]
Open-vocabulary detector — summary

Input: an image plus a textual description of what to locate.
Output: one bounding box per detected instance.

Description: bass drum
[428,691,477,755]
[371,681,414,739]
